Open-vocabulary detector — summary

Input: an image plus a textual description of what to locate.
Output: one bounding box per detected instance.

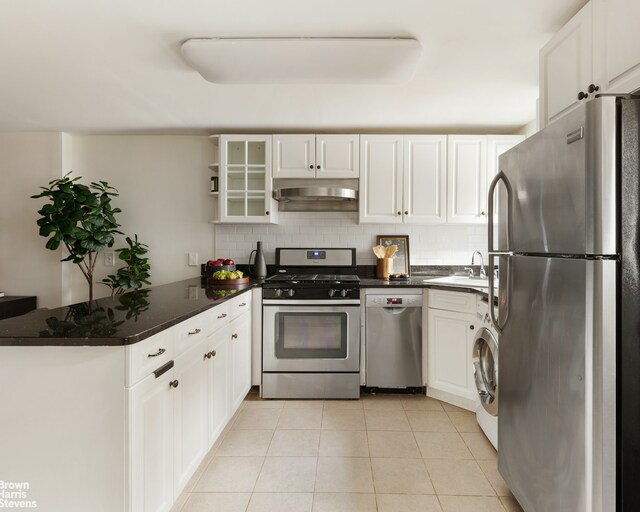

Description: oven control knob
[340,289,348,297]
[275,289,283,297]
[287,289,295,297]
[328,289,336,297]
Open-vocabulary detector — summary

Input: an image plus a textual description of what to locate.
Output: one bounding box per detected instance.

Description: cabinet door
[539,2,593,128]
[230,314,252,412]
[403,135,447,224]
[358,135,403,224]
[129,370,174,512]
[206,327,231,447]
[447,135,487,224]
[593,0,640,95]
[220,135,277,224]
[173,340,209,497]
[427,308,476,402]
[487,135,525,216]
[272,135,316,178]
[316,134,360,179]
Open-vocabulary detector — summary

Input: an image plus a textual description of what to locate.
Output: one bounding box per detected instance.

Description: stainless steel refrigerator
[488,95,640,512]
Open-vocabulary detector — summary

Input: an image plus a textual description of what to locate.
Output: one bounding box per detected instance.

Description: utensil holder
[376,258,393,279]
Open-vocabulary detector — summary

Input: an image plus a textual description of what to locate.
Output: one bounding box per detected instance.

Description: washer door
[472,327,498,416]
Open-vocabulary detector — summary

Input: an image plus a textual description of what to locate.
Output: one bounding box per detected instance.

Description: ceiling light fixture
[180,37,422,84]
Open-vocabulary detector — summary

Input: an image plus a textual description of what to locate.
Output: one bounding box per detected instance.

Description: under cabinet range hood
[272,179,359,212]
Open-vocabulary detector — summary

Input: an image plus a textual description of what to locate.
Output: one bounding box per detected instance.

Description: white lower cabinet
[128,292,253,512]
[173,338,209,497]
[206,326,232,445]
[129,366,174,512]
[426,290,477,410]
[230,313,252,412]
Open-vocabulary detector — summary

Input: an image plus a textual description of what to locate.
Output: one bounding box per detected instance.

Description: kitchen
[0,0,640,511]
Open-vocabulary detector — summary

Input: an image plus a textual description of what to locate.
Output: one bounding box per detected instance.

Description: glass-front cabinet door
[219,135,277,224]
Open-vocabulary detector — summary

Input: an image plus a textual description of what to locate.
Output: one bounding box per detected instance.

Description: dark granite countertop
[0,278,260,347]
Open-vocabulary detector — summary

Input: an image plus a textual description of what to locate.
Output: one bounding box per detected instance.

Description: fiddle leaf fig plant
[101,235,151,295]
[32,173,122,302]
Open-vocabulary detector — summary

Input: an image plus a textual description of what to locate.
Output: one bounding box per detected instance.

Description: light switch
[188,252,199,266]
[104,252,115,267]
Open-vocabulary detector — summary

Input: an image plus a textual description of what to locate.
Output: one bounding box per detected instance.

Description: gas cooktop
[266,273,360,284]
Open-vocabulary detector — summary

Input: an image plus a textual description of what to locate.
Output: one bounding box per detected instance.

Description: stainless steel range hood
[273,179,359,212]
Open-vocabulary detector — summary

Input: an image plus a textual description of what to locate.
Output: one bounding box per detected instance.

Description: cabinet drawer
[209,302,231,334]
[227,292,252,321]
[427,289,476,314]
[176,311,210,356]
[126,328,176,387]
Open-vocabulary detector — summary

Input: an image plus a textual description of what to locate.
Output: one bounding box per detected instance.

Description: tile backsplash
[214,211,487,266]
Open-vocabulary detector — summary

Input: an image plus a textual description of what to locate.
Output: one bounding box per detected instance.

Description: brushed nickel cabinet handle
[232,333,239,340]
[217,313,227,319]
[169,380,179,389]
[204,351,212,360]
[210,350,216,357]
[239,302,247,307]
[188,328,201,335]
[147,348,166,358]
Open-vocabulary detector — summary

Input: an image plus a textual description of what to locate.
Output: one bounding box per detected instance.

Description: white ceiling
[0,0,587,134]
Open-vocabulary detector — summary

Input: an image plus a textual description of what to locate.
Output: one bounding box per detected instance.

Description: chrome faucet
[471,251,486,279]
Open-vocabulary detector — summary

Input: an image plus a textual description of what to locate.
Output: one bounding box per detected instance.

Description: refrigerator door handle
[487,170,512,252]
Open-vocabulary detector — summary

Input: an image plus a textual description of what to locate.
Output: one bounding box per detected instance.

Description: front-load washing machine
[472,298,499,449]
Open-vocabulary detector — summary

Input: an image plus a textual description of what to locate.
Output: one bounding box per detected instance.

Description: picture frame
[376,235,410,275]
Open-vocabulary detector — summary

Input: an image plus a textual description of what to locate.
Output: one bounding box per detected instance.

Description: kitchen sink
[422,276,489,289]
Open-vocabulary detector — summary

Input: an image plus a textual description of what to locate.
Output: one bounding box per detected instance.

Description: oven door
[263,302,360,373]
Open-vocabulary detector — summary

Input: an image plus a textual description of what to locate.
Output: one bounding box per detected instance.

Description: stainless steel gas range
[262,248,361,399]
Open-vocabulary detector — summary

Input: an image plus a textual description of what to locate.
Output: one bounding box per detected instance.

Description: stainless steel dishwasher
[365,292,422,388]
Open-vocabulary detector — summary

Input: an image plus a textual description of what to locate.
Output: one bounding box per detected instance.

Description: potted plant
[32,173,122,302]
[101,235,151,295]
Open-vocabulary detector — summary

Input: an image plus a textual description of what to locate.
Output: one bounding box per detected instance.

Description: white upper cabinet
[273,134,359,179]
[539,2,593,128]
[540,0,640,129]
[358,135,403,223]
[403,135,447,224]
[219,135,277,224]
[487,135,525,216]
[593,0,640,95]
[447,135,487,224]
[272,135,315,178]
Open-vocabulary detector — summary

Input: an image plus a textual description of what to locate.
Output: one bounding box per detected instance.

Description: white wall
[215,211,486,268]
[0,133,64,308]
[68,136,215,303]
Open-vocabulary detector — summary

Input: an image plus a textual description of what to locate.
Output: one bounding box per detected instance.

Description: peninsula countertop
[0,278,260,347]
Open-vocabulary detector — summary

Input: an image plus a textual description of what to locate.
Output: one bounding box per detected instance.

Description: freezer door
[498,255,616,512]
[496,96,621,255]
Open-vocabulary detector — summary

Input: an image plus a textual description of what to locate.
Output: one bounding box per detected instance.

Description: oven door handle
[262,299,361,306]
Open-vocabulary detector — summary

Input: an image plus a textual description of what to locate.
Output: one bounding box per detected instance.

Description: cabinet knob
[588,83,600,94]
[147,348,166,358]
[232,333,239,340]
[204,351,212,360]
[577,91,588,100]
[316,165,321,170]
[470,325,475,330]
[309,164,314,169]
[169,380,179,389]
[404,211,408,215]
[239,302,247,307]
[397,211,402,216]
[480,211,486,216]
[217,313,227,319]
[265,211,270,215]
[188,328,201,335]
[210,350,217,357]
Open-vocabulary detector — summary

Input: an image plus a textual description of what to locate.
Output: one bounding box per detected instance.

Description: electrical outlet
[104,252,115,267]
[188,252,198,266]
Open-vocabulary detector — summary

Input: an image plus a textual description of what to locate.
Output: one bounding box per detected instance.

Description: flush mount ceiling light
[180,38,422,84]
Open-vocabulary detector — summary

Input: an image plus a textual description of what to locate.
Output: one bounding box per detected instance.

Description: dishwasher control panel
[366,295,422,307]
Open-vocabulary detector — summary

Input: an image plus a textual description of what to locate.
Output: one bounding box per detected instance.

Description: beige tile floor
[172,393,524,512]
